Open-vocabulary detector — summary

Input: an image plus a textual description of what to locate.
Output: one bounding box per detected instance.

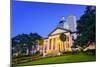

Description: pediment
[48,27,70,36]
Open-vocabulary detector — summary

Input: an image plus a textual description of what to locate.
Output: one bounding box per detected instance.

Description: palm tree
[59,33,67,51]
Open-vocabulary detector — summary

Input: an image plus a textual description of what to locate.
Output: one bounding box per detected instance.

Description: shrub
[84,49,96,55]
[71,48,81,54]
[35,51,40,55]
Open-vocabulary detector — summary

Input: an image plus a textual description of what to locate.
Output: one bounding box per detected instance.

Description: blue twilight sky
[12,1,87,37]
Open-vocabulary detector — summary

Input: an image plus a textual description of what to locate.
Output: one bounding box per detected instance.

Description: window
[49,39,52,49]
[53,38,56,50]
[59,43,60,52]
[45,45,47,53]
[67,36,69,41]
[68,43,69,48]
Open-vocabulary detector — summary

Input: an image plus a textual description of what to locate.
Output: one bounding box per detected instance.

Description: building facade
[39,15,76,56]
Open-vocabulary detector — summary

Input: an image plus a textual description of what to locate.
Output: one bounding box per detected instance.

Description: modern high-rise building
[58,15,77,39]
[67,15,77,39]
[66,15,77,32]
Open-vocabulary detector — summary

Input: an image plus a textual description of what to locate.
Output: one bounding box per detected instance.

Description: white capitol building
[38,14,78,56]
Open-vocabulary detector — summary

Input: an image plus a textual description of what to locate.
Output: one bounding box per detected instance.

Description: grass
[14,53,96,66]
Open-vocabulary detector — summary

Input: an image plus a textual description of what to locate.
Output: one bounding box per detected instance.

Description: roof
[48,27,71,36]
[43,37,48,39]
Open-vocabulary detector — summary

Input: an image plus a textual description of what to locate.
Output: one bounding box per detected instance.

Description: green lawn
[15,54,96,66]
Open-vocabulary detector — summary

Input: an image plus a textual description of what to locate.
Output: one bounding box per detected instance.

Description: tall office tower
[66,15,77,39]
[67,15,77,32]
[64,18,69,30]
[57,15,77,39]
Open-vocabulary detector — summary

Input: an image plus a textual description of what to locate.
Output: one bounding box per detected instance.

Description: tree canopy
[74,6,96,47]
[12,33,42,55]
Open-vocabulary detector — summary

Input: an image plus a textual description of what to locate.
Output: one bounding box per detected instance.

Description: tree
[74,6,96,47]
[12,33,42,56]
[27,33,41,55]
[59,33,67,51]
